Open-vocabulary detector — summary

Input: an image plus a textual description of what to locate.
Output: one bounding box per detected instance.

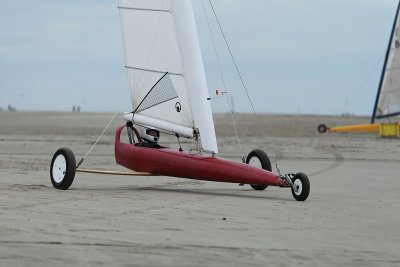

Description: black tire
[318,124,328,133]
[246,149,272,190]
[50,147,76,190]
[290,172,310,201]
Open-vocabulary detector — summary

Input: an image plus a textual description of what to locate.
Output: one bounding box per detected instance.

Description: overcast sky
[0,0,399,115]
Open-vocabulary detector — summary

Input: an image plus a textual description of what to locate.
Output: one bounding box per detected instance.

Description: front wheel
[317,124,328,133]
[50,147,76,190]
[246,149,272,190]
[290,172,310,201]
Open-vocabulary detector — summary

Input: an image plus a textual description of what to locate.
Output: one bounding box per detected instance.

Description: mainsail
[372,1,400,123]
[118,0,218,153]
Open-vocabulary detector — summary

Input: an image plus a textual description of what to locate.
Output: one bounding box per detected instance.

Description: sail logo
[175,102,181,112]
[395,40,400,48]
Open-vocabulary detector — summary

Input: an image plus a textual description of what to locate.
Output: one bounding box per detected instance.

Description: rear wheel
[50,147,76,190]
[246,149,272,190]
[290,172,310,201]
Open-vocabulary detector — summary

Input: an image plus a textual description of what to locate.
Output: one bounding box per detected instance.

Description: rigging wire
[208,0,256,114]
[76,103,125,169]
[348,59,382,105]
[201,0,244,157]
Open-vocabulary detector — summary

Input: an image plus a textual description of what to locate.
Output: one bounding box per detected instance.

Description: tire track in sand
[267,144,344,177]
[308,148,344,177]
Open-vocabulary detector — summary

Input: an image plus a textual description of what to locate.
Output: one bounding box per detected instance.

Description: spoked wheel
[317,124,328,133]
[246,149,272,190]
[50,147,76,190]
[290,172,310,201]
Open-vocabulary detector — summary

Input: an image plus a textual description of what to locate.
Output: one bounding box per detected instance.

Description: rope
[76,103,124,168]
[349,59,381,104]
[201,0,244,157]
[208,0,256,114]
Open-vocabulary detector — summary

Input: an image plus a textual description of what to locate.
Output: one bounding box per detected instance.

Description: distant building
[8,105,16,112]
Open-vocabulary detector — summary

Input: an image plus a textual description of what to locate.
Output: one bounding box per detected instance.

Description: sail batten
[125,65,183,76]
[118,6,171,13]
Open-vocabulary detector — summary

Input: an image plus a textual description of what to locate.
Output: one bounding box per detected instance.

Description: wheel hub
[293,179,303,195]
[248,156,262,168]
[52,154,66,183]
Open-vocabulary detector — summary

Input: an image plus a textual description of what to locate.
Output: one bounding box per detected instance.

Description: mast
[371,0,400,124]
[171,1,218,153]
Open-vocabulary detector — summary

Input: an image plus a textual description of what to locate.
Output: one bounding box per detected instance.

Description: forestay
[118,0,218,153]
[373,1,400,122]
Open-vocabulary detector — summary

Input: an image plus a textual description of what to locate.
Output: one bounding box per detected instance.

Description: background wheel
[291,172,310,201]
[50,147,76,190]
[318,124,328,133]
[246,149,272,190]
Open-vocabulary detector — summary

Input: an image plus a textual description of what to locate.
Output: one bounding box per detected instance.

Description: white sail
[119,0,218,153]
[374,2,400,121]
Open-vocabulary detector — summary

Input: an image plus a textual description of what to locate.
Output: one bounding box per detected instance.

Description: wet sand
[0,112,399,266]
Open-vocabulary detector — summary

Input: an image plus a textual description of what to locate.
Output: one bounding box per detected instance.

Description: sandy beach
[0,111,399,266]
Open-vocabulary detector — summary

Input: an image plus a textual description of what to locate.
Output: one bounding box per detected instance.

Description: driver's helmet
[141,126,160,143]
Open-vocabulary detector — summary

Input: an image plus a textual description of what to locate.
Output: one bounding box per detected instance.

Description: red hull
[115,126,285,186]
